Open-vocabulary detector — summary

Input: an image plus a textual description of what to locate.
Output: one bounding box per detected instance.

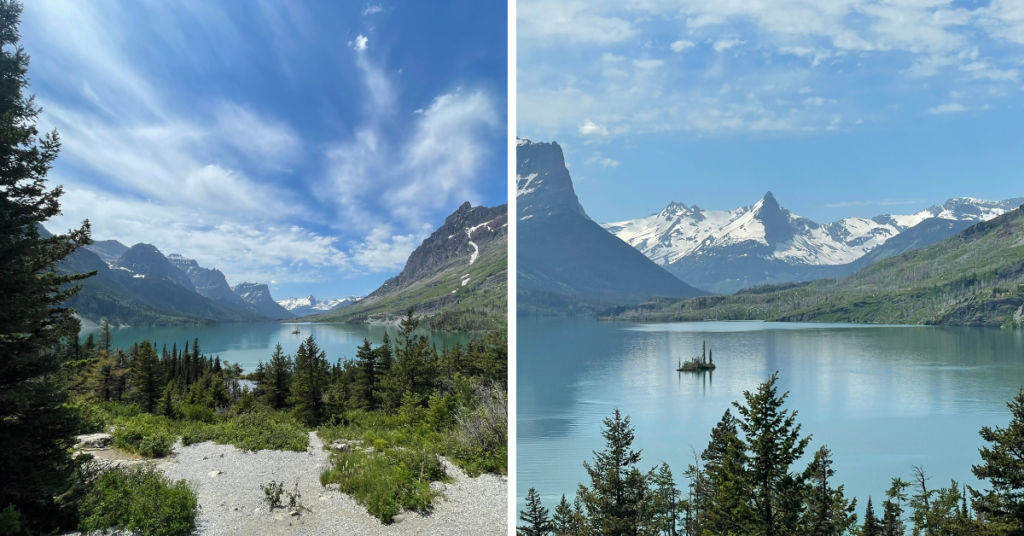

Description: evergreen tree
[553,494,584,536]
[0,2,94,527]
[289,336,331,426]
[863,497,882,536]
[519,487,553,536]
[259,343,293,409]
[99,318,112,352]
[377,331,394,372]
[354,338,377,410]
[652,463,680,536]
[733,372,811,536]
[0,2,95,528]
[882,478,909,536]
[802,446,857,536]
[129,340,164,413]
[972,387,1024,533]
[378,310,435,411]
[156,380,177,418]
[578,409,655,536]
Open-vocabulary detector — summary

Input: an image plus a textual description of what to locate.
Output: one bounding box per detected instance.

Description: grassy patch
[181,411,309,452]
[78,465,198,536]
[319,447,446,523]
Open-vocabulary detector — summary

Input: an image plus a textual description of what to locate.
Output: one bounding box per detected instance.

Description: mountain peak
[516,138,589,221]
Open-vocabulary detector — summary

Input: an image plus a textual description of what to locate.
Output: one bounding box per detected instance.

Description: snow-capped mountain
[604,194,1024,294]
[277,295,361,317]
[232,282,293,319]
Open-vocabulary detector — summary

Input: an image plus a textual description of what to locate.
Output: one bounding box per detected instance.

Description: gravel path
[152,432,507,536]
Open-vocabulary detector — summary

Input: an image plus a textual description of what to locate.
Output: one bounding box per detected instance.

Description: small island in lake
[291,329,301,334]
[677,341,716,372]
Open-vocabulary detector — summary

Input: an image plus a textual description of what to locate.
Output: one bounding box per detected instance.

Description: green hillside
[600,206,1024,327]
[305,243,506,331]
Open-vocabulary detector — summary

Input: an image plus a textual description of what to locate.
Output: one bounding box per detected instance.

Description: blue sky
[517,0,1024,224]
[30,0,507,300]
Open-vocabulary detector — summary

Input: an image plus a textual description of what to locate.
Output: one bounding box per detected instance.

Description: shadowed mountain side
[516,138,705,314]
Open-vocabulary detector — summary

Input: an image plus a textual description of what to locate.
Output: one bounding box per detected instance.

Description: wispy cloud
[928,102,969,114]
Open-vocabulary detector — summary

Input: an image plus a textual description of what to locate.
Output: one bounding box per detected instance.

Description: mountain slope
[605,195,1024,294]
[277,295,360,317]
[517,138,704,314]
[600,206,1024,327]
[308,201,508,331]
[233,283,294,320]
[166,254,270,317]
[85,240,128,263]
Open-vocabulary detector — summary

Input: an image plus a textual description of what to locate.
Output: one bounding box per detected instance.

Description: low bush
[77,465,198,536]
[450,382,507,476]
[182,410,308,452]
[111,414,174,458]
[319,447,447,523]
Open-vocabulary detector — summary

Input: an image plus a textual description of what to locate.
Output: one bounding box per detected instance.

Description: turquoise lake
[80,322,471,374]
[516,317,1024,513]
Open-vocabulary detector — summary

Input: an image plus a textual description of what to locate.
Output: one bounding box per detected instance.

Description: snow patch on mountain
[277,295,361,313]
[604,194,1023,269]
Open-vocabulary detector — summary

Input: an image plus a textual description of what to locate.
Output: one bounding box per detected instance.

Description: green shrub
[78,466,197,536]
[112,415,174,458]
[182,410,308,452]
[0,505,22,536]
[320,447,447,523]
[450,382,508,476]
[180,404,216,424]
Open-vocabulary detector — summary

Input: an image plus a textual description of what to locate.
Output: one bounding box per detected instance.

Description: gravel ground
[150,432,507,536]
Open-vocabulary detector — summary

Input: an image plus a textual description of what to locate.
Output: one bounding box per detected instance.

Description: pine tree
[289,336,331,426]
[553,494,583,536]
[157,380,177,418]
[733,372,811,536]
[802,446,857,536]
[652,463,680,536]
[0,2,94,529]
[129,340,164,413]
[578,409,655,536]
[972,387,1024,531]
[259,343,293,409]
[354,338,377,410]
[377,331,394,372]
[519,487,553,536]
[863,497,882,536]
[882,478,909,536]
[99,318,112,352]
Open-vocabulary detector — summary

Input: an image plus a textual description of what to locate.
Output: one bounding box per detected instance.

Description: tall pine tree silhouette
[0,1,94,530]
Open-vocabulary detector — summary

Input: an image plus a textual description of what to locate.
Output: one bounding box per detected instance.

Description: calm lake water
[80,322,471,374]
[517,317,1024,512]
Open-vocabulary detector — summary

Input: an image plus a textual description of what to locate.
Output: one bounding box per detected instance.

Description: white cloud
[363,4,383,16]
[671,40,695,52]
[351,34,369,51]
[586,152,620,168]
[350,226,418,271]
[579,120,609,136]
[928,102,968,114]
[798,86,813,94]
[778,46,833,66]
[519,2,633,43]
[713,38,744,52]
[214,102,300,167]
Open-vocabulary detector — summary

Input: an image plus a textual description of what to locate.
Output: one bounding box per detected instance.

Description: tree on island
[0,0,94,530]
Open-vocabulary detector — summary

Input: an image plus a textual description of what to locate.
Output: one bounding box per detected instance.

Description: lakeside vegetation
[67,311,506,525]
[519,373,1024,536]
